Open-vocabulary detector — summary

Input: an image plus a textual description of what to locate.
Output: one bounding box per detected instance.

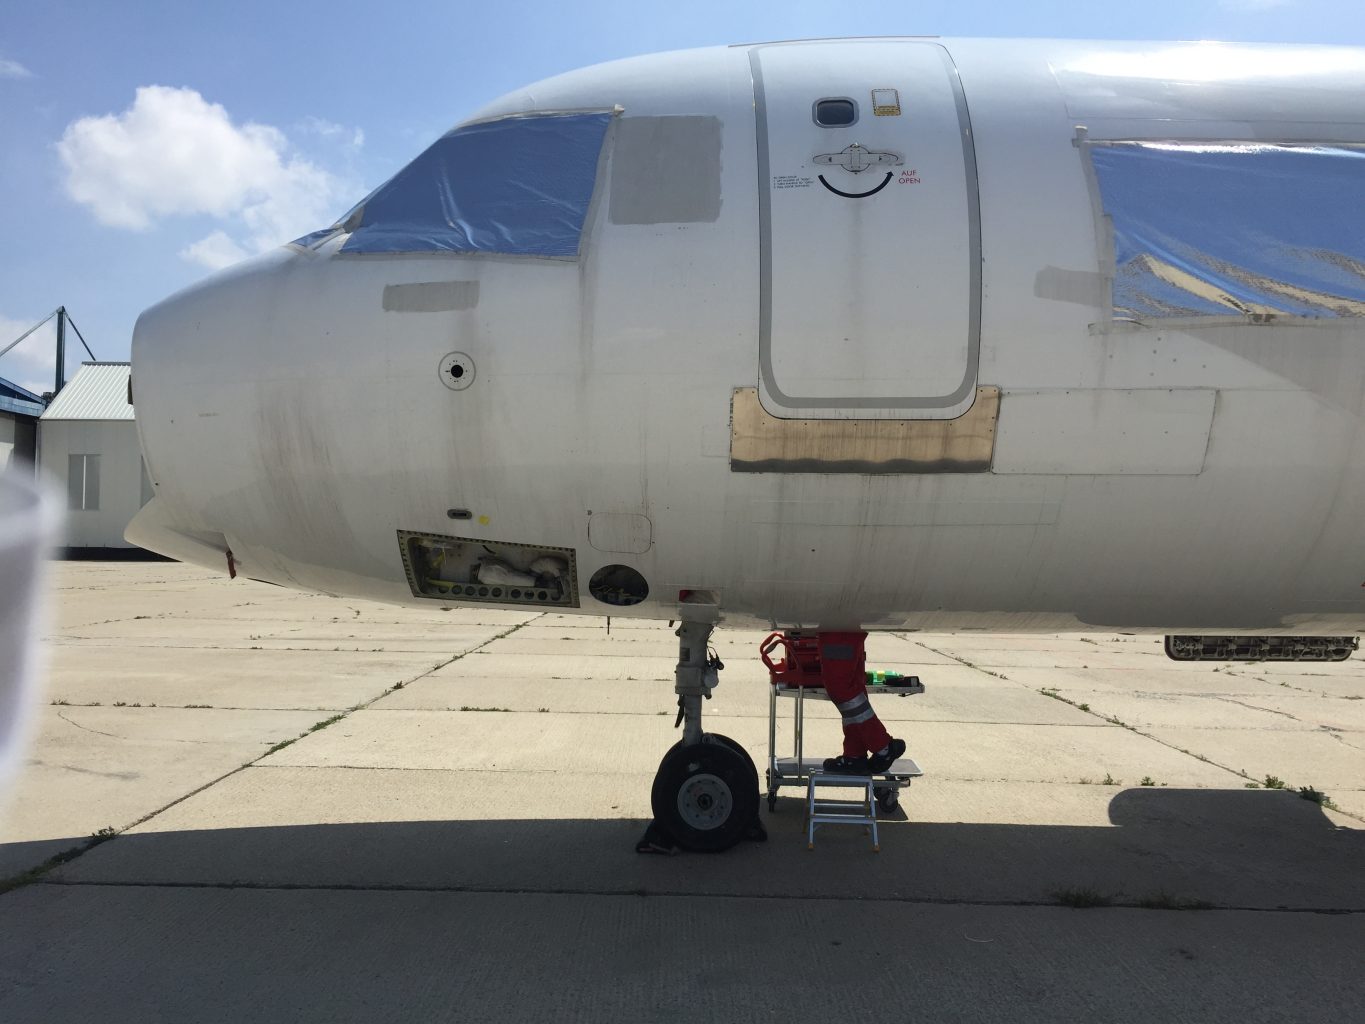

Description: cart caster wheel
[875,787,899,813]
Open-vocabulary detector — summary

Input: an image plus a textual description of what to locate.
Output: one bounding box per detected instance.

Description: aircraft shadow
[13,787,1362,911]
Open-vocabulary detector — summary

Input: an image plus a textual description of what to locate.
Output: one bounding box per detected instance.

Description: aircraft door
[750,41,980,419]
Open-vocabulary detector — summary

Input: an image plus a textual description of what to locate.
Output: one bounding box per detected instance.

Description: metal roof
[40,362,134,421]
[0,375,45,418]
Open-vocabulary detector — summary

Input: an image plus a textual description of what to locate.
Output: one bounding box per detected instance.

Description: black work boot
[822,755,870,774]
[867,738,906,773]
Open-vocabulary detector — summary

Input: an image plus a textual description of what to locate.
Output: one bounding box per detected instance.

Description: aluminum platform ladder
[805,771,880,852]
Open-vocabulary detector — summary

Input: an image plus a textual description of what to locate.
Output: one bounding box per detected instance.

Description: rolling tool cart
[760,631,925,816]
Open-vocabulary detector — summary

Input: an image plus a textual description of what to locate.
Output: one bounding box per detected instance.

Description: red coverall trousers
[819,637,893,758]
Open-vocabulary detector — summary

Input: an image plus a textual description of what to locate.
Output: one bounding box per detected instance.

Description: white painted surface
[125,39,1365,634]
[757,41,975,418]
[992,389,1216,475]
[40,419,145,549]
[588,513,652,554]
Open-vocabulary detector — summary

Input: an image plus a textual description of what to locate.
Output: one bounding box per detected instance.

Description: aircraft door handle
[812,143,903,174]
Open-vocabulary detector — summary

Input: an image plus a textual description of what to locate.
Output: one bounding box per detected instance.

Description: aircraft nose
[126,251,296,569]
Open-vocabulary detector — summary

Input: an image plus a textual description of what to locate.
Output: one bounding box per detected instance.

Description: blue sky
[3,0,1364,392]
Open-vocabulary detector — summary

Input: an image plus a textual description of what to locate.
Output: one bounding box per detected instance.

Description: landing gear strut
[636,617,766,854]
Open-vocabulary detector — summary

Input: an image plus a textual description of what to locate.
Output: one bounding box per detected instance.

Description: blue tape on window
[290,227,341,250]
[1091,143,1365,319]
[337,112,612,259]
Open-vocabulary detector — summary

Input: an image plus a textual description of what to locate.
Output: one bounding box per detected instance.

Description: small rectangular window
[814,99,857,127]
[68,453,100,511]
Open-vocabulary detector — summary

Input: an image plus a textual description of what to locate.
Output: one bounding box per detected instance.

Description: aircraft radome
[126,38,1365,850]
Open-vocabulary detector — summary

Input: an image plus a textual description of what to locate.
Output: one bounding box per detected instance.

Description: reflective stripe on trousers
[836,695,876,726]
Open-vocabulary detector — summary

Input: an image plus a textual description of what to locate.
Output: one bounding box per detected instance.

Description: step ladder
[805,771,880,852]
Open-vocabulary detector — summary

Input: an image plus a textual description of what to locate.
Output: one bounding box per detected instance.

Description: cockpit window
[1089,142,1365,321]
[326,112,613,259]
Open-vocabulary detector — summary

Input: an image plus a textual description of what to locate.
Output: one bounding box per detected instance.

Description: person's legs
[816,631,902,772]
[822,675,893,760]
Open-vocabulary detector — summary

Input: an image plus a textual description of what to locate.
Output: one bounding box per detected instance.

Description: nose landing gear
[636,616,766,854]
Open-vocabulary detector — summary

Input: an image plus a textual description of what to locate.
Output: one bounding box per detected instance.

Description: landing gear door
[751,41,980,420]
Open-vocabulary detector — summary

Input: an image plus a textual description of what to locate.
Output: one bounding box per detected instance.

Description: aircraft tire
[651,735,760,853]
[662,734,759,788]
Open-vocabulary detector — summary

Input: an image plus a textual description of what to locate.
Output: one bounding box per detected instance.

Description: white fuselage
[128,38,1365,634]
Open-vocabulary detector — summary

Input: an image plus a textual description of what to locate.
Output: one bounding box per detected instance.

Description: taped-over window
[334,112,612,259]
[1090,143,1365,320]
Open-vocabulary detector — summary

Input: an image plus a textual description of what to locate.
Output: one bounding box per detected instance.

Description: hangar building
[1,376,44,472]
[38,362,150,553]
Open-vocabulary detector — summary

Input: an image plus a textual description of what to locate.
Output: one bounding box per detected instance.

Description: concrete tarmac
[2,562,1363,1022]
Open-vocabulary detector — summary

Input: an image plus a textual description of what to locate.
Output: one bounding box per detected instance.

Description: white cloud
[298,116,365,150]
[0,313,57,397]
[178,230,249,271]
[0,57,31,79]
[58,86,354,269]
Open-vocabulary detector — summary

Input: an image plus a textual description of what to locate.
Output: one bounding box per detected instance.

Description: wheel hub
[676,771,733,831]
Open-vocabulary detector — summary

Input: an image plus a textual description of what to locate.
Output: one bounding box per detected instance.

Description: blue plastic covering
[289,226,341,250]
[337,112,612,259]
[1090,143,1365,319]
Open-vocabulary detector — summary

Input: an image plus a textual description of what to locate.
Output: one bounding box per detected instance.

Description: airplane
[125,37,1365,851]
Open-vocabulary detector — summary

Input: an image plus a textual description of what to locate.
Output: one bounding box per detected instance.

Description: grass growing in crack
[459,706,511,713]
[1140,776,1156,787]
[1053,887,1112,908]
[1102,773,1120,786]
[1039,689,1098,716]
[1298,786,1340,811]
[1264,775,1286,790]
[50,699,70,706]
[0,827,119,895]
[308,715,344,733]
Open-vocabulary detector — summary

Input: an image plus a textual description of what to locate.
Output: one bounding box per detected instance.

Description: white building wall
[0,415,14,470]
[38,420,145,548]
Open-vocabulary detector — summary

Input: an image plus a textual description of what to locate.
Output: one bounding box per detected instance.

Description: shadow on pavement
[3,789,1363,1024]
[14,787,1362,911]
